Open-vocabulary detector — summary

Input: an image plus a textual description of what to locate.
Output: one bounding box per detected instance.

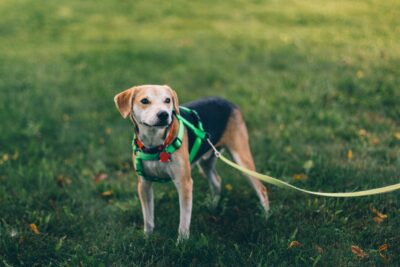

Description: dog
[114,85,269,241]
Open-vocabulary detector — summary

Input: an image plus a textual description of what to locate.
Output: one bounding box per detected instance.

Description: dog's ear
[114,87,137,118]
[165,85,180,115]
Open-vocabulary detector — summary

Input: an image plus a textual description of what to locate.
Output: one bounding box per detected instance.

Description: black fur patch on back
[181,97,237,162]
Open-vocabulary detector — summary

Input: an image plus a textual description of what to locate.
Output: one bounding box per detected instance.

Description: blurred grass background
[0,0,399,265]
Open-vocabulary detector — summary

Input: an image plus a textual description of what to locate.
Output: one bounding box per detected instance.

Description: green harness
[132,106,206,183]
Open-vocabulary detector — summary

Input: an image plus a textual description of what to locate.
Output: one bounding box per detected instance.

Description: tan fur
[165,85,180,115]
[114,86,137,118]
[216,109,270,213]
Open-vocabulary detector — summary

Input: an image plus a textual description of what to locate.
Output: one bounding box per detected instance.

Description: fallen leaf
[29,223,40,235]
[376,211,387,219]
[370,206,387,219]
[394,132,400,140]
[292,174,308,181]
[370,137,380,145]
[105,127,112,135]
[288,240,302,248]
[225,184,233,191]
[93,173,108,184]
[373,216,384,224]
[56,175,72,187]
[347,149,353,160]
[101,190,113,197]
[351,245,368,258]
[358,129,368,137]
[2,154,9,161]
[378,244,388,252]
[315,245,324,254]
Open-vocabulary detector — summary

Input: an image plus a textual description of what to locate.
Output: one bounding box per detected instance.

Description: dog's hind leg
[220,109,270,215]
[199,152,222,207]
[138,177,155,235]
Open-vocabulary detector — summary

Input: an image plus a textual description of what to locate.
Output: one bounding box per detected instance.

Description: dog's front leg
[173,172,193,242]
[138,177,154,235]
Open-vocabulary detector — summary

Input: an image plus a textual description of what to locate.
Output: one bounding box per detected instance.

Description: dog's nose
[157,111,169,121]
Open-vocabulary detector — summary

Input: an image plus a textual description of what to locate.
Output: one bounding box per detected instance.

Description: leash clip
[206,138,221,158]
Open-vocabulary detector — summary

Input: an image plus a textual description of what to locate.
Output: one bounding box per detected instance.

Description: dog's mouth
[142,121,170,128]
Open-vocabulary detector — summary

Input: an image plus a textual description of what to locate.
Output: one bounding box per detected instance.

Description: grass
[0,0,399,265]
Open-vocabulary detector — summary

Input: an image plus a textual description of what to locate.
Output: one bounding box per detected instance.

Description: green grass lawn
[1,0,399,265]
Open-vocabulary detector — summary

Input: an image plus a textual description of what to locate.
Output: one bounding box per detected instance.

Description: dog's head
[114,85,179,128]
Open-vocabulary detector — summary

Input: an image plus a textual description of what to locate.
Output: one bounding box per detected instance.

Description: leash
[206,139,400,197]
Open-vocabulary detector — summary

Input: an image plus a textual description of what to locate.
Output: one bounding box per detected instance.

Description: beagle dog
[114,85,269,241]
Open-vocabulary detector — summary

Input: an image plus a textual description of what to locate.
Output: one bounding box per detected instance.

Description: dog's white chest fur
[138,153,183,180]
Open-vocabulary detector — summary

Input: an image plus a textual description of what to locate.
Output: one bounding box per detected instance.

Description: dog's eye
[165,98,171,104]
[140,98,150,104]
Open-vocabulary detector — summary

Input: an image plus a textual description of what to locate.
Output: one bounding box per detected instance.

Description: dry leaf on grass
[370,206,387,219]
[358,129,368,137]
[2,154,9,161]
[347,149,353,160]
[29,223,40,235]
[373,216,384,224]
[225,184,233,191]
[351,245,368,258]
[378,244,388,252]
[394,132,400,140]
[101,190,113,197]
[93,173,108,184]
[370,137,380,145]
[288,240,302,248]
[56,175,72,187]
[315,245,324,254]
[292,174,308,181]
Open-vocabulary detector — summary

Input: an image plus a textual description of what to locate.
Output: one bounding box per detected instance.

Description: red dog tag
[159,152,171,163]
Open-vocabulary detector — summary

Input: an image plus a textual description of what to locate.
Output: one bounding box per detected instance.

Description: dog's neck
[135,117,179,148]
[136,124,168,147]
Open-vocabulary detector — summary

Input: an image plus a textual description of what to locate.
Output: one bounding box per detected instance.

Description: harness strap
[176,107,206,162]
[132,106,206,182]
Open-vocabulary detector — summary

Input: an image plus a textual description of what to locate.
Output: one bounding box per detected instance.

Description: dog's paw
[256,202,271,221]
[143,224,154,236]
[176,231,189,245]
